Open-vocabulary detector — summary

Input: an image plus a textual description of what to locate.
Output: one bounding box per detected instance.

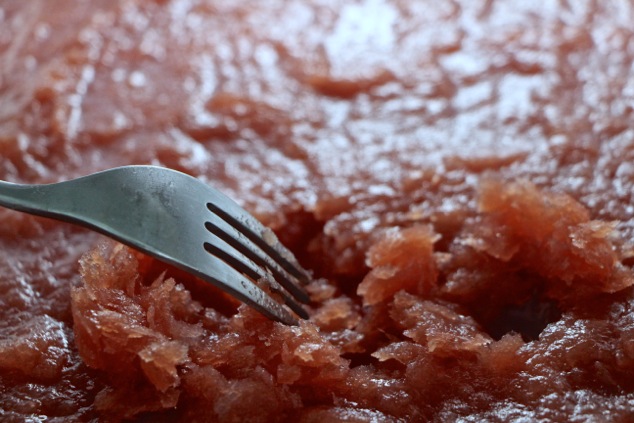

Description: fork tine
[205,203,311,304]
[202,234,310,319]
[206,201,311,285]
[195,251,299,325]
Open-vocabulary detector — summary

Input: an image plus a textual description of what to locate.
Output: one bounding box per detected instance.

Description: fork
[0,165,310,325]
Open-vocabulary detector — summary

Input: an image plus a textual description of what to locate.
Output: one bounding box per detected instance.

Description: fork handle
[0,178,112,227]
[0,174,157,240]
[0,180,67,219]
[0,172,172,242]
[0,170,203,264]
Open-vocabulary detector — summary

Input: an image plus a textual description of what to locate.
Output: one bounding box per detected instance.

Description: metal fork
[0,166,310,325]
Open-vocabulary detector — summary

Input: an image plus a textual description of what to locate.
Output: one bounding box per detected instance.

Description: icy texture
[2,0,634,421]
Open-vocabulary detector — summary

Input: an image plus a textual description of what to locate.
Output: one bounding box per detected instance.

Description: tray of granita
[1,0,633,421]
